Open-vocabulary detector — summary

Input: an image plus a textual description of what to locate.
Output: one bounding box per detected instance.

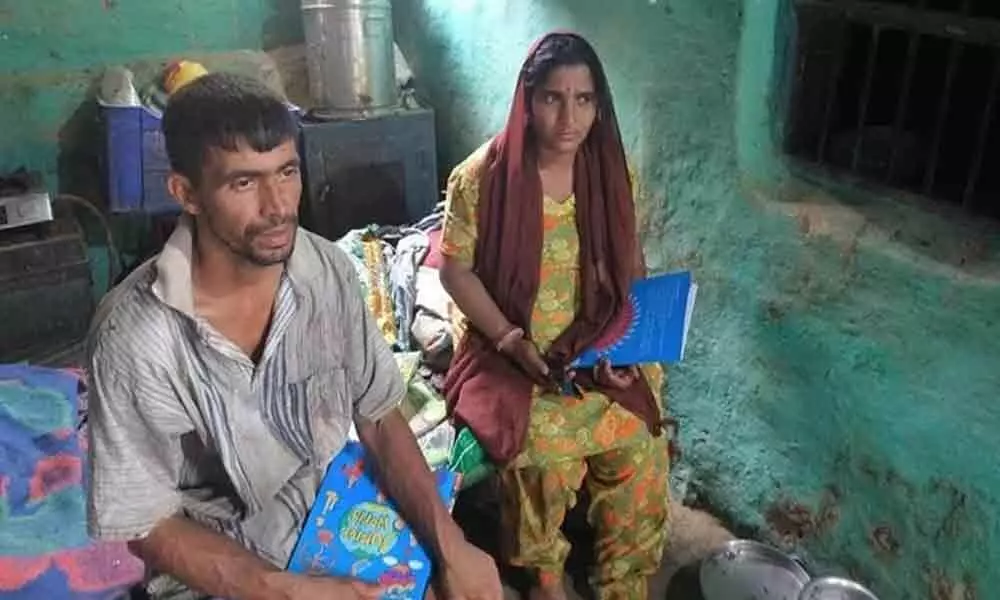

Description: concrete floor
[453,481,734,600]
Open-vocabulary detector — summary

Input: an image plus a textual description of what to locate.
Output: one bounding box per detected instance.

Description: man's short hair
[162,72,298,185]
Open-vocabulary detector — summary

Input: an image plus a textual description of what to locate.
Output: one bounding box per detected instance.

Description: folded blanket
[0,364,143,599]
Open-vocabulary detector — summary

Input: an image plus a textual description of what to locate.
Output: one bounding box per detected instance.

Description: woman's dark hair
[162,72,297,186]
[521,33,612,112]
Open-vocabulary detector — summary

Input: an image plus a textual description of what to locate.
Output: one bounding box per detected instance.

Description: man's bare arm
[130,516,380,600]
[129,516,291,600]
[355,409,466,563]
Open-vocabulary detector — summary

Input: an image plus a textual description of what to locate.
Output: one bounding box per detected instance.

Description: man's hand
[278,574,383,600]
[593,359,640,390]
[436,540,503,600]
[357,412,504,600]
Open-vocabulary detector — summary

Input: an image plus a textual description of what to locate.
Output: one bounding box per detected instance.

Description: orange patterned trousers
[499,390,671,600]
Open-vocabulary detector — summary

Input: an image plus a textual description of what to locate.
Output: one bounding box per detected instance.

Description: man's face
[172,138,302,266]
[530,64,598,157]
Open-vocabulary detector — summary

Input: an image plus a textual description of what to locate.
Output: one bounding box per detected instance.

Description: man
[86,72,502,600]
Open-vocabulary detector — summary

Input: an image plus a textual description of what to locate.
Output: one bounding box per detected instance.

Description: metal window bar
[796,0,1000,48]
[852,25,882,172]
[922,36,965,194]
[964,49,1000,207]
[795,0,1000,212]
[887,0,927,184]
[817,21,848,164]
[923,0,973,194]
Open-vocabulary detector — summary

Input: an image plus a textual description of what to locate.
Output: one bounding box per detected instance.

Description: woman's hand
[593,359,640,390]
[502,338,556,388]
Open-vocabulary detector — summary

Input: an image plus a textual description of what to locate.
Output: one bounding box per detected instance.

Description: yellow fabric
[360,237,397,346]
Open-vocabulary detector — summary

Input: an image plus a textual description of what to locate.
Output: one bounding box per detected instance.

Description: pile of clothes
[336,205,462,470]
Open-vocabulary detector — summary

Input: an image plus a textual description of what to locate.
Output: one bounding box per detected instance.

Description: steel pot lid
[799,577,879,600]
[700,540,811,600]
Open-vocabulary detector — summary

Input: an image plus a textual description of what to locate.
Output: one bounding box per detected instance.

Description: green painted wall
[395,0,1000,597]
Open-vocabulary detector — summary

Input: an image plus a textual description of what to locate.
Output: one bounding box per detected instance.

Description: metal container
[701,540,811,600]
[799,577,879,600]
[301,0,397,114]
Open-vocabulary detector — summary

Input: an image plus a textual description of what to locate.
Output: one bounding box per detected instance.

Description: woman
[439,32,671,600]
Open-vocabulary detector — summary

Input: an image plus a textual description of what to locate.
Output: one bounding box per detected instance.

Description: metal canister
[300,0,398,114]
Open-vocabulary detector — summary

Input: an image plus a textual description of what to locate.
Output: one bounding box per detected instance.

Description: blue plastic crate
[101,104,177,214]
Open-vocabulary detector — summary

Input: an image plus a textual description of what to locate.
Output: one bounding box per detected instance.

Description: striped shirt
[86,217,403,599]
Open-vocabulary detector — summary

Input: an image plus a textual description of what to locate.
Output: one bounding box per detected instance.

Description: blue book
[572,271,698,368]
[287,442,461,599]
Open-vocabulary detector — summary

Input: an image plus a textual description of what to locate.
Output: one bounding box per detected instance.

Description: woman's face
[530,63,598,157]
